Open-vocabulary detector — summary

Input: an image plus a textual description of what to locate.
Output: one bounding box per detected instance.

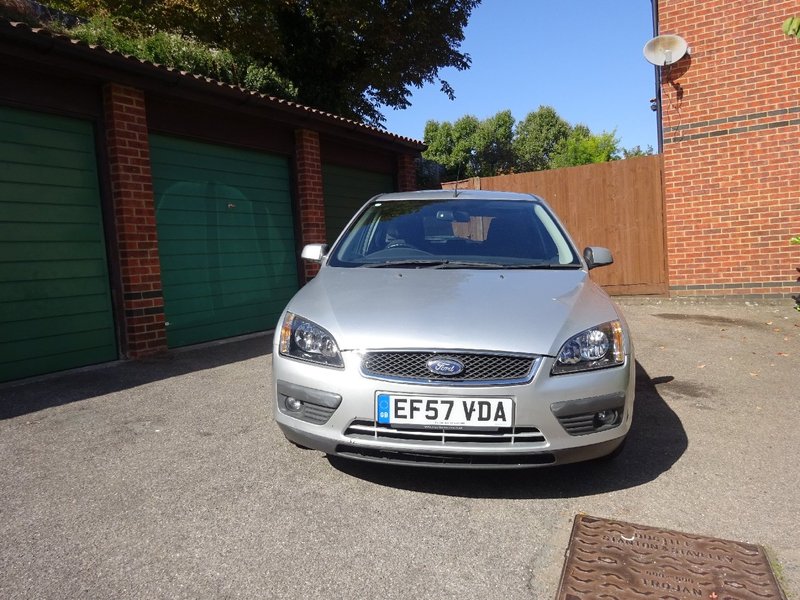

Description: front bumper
[272,349,635,469]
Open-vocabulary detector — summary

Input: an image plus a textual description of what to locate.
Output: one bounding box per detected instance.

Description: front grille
[344,419,546,445]
[361,351,537,384]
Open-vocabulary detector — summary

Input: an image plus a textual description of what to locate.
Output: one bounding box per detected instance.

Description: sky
[381,0,659,152]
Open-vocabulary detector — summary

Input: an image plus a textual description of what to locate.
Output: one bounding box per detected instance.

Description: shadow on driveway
[0,334,272,420]
[327,361,687,498]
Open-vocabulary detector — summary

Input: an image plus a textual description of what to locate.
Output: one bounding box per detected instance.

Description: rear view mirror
[434,210,470,223]
[301,243,328,263]
[583,246,614,270]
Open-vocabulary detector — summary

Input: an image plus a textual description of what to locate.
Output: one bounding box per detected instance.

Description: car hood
[284,267,621,356]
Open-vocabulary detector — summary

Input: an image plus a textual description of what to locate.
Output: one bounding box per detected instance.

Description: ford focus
[272,190,634,468]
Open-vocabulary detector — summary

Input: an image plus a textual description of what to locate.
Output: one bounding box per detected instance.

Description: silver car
[272,190,634,468]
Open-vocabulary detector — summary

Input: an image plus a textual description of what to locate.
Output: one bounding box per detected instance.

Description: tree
[621,145,655,159]
[423,111,516,181]
[513,106,571,172]
[472,110,515,176]
[48,0,481,127]
[550,126,620,168]
[422,108,627,182]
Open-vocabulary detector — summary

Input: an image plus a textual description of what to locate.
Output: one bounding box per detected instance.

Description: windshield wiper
[499,263,582,269]
[436,261,581,269]
[434,260,507,269]
[363,259,582,270]
[363,259,451,268]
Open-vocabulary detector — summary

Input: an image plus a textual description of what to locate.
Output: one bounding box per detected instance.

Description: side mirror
[301,243,328,263]
[583,246,614,270]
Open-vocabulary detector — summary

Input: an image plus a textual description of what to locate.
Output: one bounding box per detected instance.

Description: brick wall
[294,129,327,281]
[659,0,800,298]
[103,84,167,357]
[397,153,418,191]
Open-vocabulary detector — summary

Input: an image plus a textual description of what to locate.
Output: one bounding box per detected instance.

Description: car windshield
[328,198,581,268]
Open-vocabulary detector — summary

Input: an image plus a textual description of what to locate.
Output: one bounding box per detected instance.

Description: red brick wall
[397,153,418,191]
[659,0,800,298]
[103,84,167,357]
[294,129,327,282]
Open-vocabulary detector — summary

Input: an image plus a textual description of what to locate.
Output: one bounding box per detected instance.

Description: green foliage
[791,236,800,245]
[422,107,628,184]
[513,106,571,171]
[622,145,655,158]
[782,16,800,38]
[49,0,480,127]
[57,14,297,99]
[472,110,516,177]
[550,127,620,169]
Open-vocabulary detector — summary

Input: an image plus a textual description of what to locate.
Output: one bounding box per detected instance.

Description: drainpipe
[652,0,664,153]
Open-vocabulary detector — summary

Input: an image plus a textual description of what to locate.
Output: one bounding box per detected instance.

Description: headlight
[279,313,343,368]
[551,320,624,375]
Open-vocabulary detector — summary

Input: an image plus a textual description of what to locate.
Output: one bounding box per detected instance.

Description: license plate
[376,393,513,428]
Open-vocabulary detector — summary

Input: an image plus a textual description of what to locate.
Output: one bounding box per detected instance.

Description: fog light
[595,409,618,426]
[285,396,302,412]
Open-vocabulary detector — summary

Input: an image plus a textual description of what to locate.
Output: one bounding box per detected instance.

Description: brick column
[103,84,167,357]
[294,129,327,282]
[397,153,417,191]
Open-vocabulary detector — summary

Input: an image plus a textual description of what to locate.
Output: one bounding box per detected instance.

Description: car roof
[372,189,544,203]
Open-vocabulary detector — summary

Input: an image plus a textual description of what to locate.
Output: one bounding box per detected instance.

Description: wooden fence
[441,155,667,296]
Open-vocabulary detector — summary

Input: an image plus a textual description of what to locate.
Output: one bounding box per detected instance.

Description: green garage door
[150,135,298,348]
[322,165,395,244]
[0,106,117,383]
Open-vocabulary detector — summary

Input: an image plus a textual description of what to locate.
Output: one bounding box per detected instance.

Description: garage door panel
[150,141,289,182]
[0,140,96,170]
[322,164,394,244]
[165,298,293,346]
[0,112,95,150]
[0,329,114,362]
[0,162,99,189]
[155,208,294,228]
[0,202,101,224]
[0,241,105,262]
[0,312,114,344]
[1,275,111,304]
[163,264,297,286]
[157,200,293,215]
[164,273,298,302]
[156,241,296,259]
[0,222,107,243]
[0,294,111,322]
[153,170,280,195]
[0,106,117,382]
[161,252,297,271]
[0,182,100,207]
[156,224,295,242]
[151,134,298,347]
[0,258,109,282]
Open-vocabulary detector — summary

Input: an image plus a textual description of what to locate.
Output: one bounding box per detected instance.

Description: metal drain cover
[556,514,786,600]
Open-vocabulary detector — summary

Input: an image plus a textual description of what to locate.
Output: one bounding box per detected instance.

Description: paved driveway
[1,299,798,599]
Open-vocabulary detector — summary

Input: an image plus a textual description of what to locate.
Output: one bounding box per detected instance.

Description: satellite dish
[643,34,689,66]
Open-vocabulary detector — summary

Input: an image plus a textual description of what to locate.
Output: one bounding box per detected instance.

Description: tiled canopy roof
[0,18,425,150]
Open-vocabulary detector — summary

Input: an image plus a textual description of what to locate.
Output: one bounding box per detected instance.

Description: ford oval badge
[426,357,465,377]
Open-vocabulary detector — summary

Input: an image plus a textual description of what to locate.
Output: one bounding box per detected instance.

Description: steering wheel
[386,240,415,249]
